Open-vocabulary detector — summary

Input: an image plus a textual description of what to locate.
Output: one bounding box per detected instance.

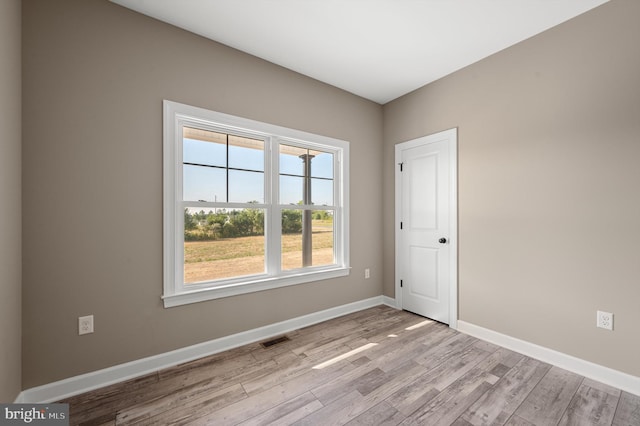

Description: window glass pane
[280,175,303,205]
[281,209,334,270]
[280,146,304,176]
[280,144,333,206]
[280,145,332,179]
[183,127,226,167]
[183,164,226,202]
[311,178,333,206]
[229,170,264,203]
[281,209,302,270]
[184,208,265,284]
[311,151,333,179]
[228,135,264,171]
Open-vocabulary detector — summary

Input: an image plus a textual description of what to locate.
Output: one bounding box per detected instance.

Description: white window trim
[163,100,350,308]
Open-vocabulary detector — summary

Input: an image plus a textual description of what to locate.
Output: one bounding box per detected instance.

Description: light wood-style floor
[60,306,640,425]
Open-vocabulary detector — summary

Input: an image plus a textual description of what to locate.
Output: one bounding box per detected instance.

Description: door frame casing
[394,128,458,329]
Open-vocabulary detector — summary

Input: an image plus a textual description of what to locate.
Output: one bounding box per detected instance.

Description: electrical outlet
[596,310,613,331]
[364,268,370,279]
[79,315,94,335]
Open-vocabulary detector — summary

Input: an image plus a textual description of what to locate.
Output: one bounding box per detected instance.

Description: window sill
[162,267,350,308]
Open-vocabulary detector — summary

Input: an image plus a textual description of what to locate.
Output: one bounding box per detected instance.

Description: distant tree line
[184,208,332,241]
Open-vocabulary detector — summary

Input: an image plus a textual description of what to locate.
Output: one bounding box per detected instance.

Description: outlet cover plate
[79,315,94,335]
[596,310,613,331]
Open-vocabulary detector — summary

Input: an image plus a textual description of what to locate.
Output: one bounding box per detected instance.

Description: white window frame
[163,100,350,308]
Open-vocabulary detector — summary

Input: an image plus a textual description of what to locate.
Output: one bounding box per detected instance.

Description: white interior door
[395,129,457,326]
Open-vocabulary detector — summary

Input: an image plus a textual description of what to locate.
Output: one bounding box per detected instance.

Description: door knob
[439,238,447,244]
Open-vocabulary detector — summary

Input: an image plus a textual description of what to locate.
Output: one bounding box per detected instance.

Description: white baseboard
[17,296,385,403]
[382,296,398,309]
[457,320,640,397]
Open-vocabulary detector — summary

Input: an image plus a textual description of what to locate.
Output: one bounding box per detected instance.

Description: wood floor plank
[375,324,458,373]
[481,347,525,371]
[461,356,551,426]
[157,349,257,382]
[351,355,371,367]
[398,367,497,425]
[430,345,493,392]
[504,414,537,426]
[473,339,501,354]
[345,401,406,426]
[272,350,300,366]
[237,391,324,426]
[310,355,417,406]
[304,363,376,404]
[283,318,365,356]
[353,367,389,396]
[241,340,353,395]
[152,353,278,404]
[194,381,316,424]
[583,377,622,398]
[196,357,358,424]
[306,326,436,404]
[450,419,475,426]
[387,345,491,416]
[469,346,524,384]
[251,317,400,392]
[386,375,442,417]
[300,335,361,358]
[292,389,363,426]
[116,382,247,425]
[413,333,479,371]
[155,344,260,385]
[558,383,619,426]
[288,323,361,354]
[513,366,583,425]
[61,372,160,425]
[357,314,440,344]
[405,348,524,425]
[308,358,442,424]
[297,364,418,424]
[613,391,640,426]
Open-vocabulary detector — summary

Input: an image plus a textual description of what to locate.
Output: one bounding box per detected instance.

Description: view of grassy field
[184,220,334,283]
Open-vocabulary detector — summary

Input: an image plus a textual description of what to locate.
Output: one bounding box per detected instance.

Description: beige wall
[22,0,383,388]
[383,0,640,376]
[0,0,22,403]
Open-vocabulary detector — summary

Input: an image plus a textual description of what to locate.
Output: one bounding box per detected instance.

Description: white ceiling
[111,0,608,104]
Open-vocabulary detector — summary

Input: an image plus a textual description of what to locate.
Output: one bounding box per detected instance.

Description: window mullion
[267,137,282,276]
[225,133,229,203]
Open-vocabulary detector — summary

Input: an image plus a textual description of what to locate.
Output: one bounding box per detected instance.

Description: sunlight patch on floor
[405,319,433,331]
[312,343,378,370]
